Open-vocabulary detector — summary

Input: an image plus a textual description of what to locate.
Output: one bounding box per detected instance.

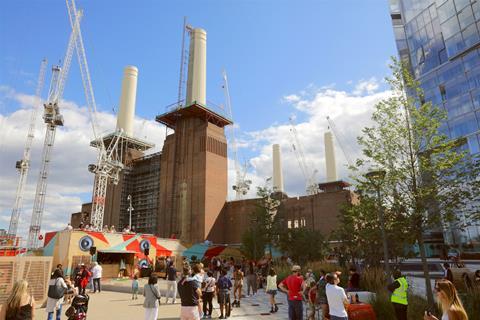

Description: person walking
[388,270,408,320]
[91,262,102,293]
[132,275,139,300]
[232,265,244,308]
[165,262,178,304]
[278,265,305,320]
[46,269,68,320]
[443,263,454,283]
[325,272,349,320]
[216,269,233,319]
[79,264,91,295]
[246,262,257,296]
[316,269,328,320]
[202,271,216,318]
[178,266,202,320]
[424,279,468,320]
[0,280,35,320]
[265,268,278,313]
[347,267,361,292]
[143,275,161,320]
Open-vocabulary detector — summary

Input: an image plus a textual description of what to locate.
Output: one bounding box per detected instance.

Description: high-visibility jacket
[391,277,408,305]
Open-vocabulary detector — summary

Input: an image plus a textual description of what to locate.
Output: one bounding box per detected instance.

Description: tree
[334,194,415,267]
[240,185,281,260]
[351,58,480,305]
[277,227,326,265]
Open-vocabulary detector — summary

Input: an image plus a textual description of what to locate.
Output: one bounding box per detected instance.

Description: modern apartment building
[390,0,480,244]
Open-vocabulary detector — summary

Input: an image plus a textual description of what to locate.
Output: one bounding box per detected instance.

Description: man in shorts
[232,265,244,307]
[216,269,232,319]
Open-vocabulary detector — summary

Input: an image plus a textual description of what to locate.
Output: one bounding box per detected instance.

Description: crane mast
[27,13,82,249]
[65,0,127,231]
[289,117,319,195]
[222,70,251,199]
[8,59,48,239]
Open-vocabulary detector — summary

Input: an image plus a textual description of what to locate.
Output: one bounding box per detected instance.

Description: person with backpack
[316,270,328,320]
[202,271,216,318]
[46,269,68,320]
[143,274,162,320]
[216,269,232,319]
[232,265,244,307]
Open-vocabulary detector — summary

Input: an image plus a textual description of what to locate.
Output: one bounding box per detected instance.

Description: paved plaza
[37,282,293,319]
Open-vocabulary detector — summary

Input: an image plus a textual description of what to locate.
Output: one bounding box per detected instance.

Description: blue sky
[1,0,396,128]
[0,0,398,235]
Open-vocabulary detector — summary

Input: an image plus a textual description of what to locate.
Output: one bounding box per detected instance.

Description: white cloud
[353,77,380,96]
[0,86,165,241]
[231,80,391,198]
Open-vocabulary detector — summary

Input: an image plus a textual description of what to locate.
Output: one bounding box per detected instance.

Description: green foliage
[240,185,281,260]
[346,57,480,305]
[369,292,435,320]
[361,267,388,293]
[461,287,480,319]
[276,227,327,265]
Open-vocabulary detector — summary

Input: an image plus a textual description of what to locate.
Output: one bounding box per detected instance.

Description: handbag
[48,278,66,299]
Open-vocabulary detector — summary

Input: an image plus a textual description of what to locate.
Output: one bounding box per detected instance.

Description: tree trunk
[417,231,434,306]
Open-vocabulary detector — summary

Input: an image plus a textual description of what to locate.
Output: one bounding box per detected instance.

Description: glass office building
[390,0,480,245]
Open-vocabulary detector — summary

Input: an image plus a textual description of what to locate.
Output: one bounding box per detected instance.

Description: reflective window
[473,2,480,21]
[449,112,479,138]
[445,76,470,99]
[458,5,475,29]
[463,23,480,47]
[468,65,480,89]
[438,0,456,23]
[430,5,438,19]
[444,93,473,118]
[424,88,444,105]
[437,60,464,83]
[454,0,470,11]
[445,32,466,56]
[462,49,480,71]
[471,88,480,108]
[467,134,480,154]
[441,15,461,39]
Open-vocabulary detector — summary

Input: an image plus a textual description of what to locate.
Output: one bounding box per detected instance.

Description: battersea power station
[71,26,355,245]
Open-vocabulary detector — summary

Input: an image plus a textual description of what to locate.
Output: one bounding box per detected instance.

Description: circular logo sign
[139,259,149,268]
[79,236,94,252]
[140,239,150,251]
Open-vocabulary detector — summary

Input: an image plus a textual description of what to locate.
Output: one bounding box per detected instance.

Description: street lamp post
[127,195,134,231]
[365,169,391,280]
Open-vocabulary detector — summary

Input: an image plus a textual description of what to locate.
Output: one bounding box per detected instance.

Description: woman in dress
[0,280,35,320]
[46,269,67,320]
[424,279,468,320]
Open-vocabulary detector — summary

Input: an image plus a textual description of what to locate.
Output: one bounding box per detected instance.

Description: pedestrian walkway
[210,287,290,320]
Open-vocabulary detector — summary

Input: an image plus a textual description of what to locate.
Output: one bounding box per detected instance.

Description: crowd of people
[1,256,479,320]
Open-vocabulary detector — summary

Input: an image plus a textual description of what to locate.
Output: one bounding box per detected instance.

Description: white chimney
[272,144,284,192]
[116,65,138,136]
[324,131,338,182]
[186,28,207,106]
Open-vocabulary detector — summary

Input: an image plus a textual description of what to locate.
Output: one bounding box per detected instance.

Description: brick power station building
[71,27,355,245]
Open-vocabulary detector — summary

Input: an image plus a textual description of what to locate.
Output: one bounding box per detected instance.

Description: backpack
[48,278,66,299]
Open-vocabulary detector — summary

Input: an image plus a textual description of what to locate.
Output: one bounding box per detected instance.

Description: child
[132,275,139,300]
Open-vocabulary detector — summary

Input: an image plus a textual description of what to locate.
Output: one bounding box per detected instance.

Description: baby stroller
[65,294,89,320]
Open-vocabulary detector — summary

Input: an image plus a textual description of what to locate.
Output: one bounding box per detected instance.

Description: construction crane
[289,116,319,195]
[7,59,48,239]
[65,0,126,231]
[27,13,82,249]
[177,17,192,106]
[222,70,251,199]
[326,116,354,167]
